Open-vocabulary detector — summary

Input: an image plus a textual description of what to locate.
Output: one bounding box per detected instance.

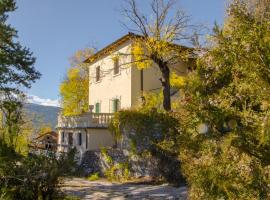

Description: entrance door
[68,133,73,146]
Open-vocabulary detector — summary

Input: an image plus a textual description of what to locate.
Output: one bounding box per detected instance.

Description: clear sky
[8,0,226,106]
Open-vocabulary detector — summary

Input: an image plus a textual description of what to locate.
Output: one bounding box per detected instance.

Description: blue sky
[8,0,226,106]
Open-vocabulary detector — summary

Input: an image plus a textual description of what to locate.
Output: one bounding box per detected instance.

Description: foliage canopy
[177,0,270,198]
[59,48,94,116]
[0,0,40,95]
[122,0,194,111]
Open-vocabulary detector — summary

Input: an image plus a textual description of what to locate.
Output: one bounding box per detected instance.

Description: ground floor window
[78,132,82,146]
[86,133,88,149]
[61,132,65,143]
[112,99,120,112]
[68,132,73,146]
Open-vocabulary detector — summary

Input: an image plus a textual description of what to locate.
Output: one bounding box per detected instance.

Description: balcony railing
[57,112,114,129]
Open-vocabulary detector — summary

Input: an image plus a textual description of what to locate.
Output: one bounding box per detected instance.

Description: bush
[87,172,100,181]
[176,1,270,199]
[101,147,131,182]
[0,143,76,200]
[110,109,185,185]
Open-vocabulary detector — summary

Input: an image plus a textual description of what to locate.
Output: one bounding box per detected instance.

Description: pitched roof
[35,131,58,140]
[83,32,194,65]
[84,32,142,64]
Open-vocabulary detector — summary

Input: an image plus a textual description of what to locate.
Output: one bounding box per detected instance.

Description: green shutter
[95,103,100,113]
[112,99,119,112]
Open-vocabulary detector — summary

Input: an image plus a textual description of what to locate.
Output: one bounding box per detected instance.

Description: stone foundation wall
[79,148,160,178]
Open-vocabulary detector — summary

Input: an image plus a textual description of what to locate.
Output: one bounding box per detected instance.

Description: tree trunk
[151,55,172,111]
[161,65,171,111]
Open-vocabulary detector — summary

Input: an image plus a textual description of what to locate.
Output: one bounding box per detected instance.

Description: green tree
[177,0,270,199]
[0,0,40,95]
[60,48,94,116]
[0,0,40,149]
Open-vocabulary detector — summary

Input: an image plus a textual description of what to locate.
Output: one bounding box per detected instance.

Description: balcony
[57,112,114,129]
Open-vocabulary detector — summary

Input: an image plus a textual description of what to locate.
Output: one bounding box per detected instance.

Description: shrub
[110,109,185,185]
[176,1,270,199]
[101,148,131,182]
[87,172,100,181]
[0,143,76,200]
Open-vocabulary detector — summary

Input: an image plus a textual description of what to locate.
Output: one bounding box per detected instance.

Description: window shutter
[96,66,100,82]
[112,99,119,112]
[95,102,100,113]
[114,58,119,75]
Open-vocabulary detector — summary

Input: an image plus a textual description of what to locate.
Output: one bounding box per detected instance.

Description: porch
[57,112,115,156]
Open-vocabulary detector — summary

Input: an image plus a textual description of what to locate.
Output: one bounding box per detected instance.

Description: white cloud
[27,94,60,107]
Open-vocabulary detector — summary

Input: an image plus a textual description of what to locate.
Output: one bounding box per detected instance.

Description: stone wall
[79,148,160,178]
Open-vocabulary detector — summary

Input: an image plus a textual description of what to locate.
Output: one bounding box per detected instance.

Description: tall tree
[0,0,40,95]
[0,0,40,149]
[121,0,193,111]
[178,0,270,198]
[59,48,94,116]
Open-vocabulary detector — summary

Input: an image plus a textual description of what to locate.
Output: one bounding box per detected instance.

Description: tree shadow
[62,181,187,199]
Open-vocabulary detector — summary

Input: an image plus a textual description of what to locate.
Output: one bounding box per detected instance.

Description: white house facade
[57,33,190,156]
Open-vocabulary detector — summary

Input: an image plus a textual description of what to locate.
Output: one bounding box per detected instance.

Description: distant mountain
[23,103,61,129]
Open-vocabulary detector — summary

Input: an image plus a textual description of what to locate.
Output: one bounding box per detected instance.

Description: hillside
[23,103,60,130]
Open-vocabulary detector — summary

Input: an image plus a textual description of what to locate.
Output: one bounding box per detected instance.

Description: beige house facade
[57,33,190,156]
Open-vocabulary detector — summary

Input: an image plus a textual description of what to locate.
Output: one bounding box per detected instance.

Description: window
[78,132,82,146]
[86,133,88,149]
[96,66,100,82]
[61,132,65,143]
[68,132,73,146]
[95,102,100,113]
[112,99,120,113]
[113,58,120,75]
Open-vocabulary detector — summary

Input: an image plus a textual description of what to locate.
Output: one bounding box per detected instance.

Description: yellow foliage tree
[59,48,94,116]
[121,0,195,111]
[37,124,52,135]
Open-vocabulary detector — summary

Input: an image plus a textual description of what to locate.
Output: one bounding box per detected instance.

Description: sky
[8,0,226,107]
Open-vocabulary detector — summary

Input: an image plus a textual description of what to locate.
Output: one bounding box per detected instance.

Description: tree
[0,0,40,95]
[38,125,52,134]
[0,0,40,148]
[59,48,94,116]
[0,93,34,154]
[121,0,193,111]
[177,0,270,198]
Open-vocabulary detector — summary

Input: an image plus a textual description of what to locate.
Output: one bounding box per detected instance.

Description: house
[57,33,190,156]
[30,131,58,152]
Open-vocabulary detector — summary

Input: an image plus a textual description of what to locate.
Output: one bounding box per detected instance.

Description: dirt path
[61,178,187,200]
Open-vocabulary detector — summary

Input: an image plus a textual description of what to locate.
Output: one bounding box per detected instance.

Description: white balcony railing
[57,112,114,129]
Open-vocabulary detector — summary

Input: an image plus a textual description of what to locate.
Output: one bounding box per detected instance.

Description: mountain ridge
[23,103,60,130]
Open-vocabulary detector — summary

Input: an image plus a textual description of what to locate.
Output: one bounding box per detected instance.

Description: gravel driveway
[61,178,187,200]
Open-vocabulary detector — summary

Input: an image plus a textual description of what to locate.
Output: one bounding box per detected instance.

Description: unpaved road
[61,178,187,200]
